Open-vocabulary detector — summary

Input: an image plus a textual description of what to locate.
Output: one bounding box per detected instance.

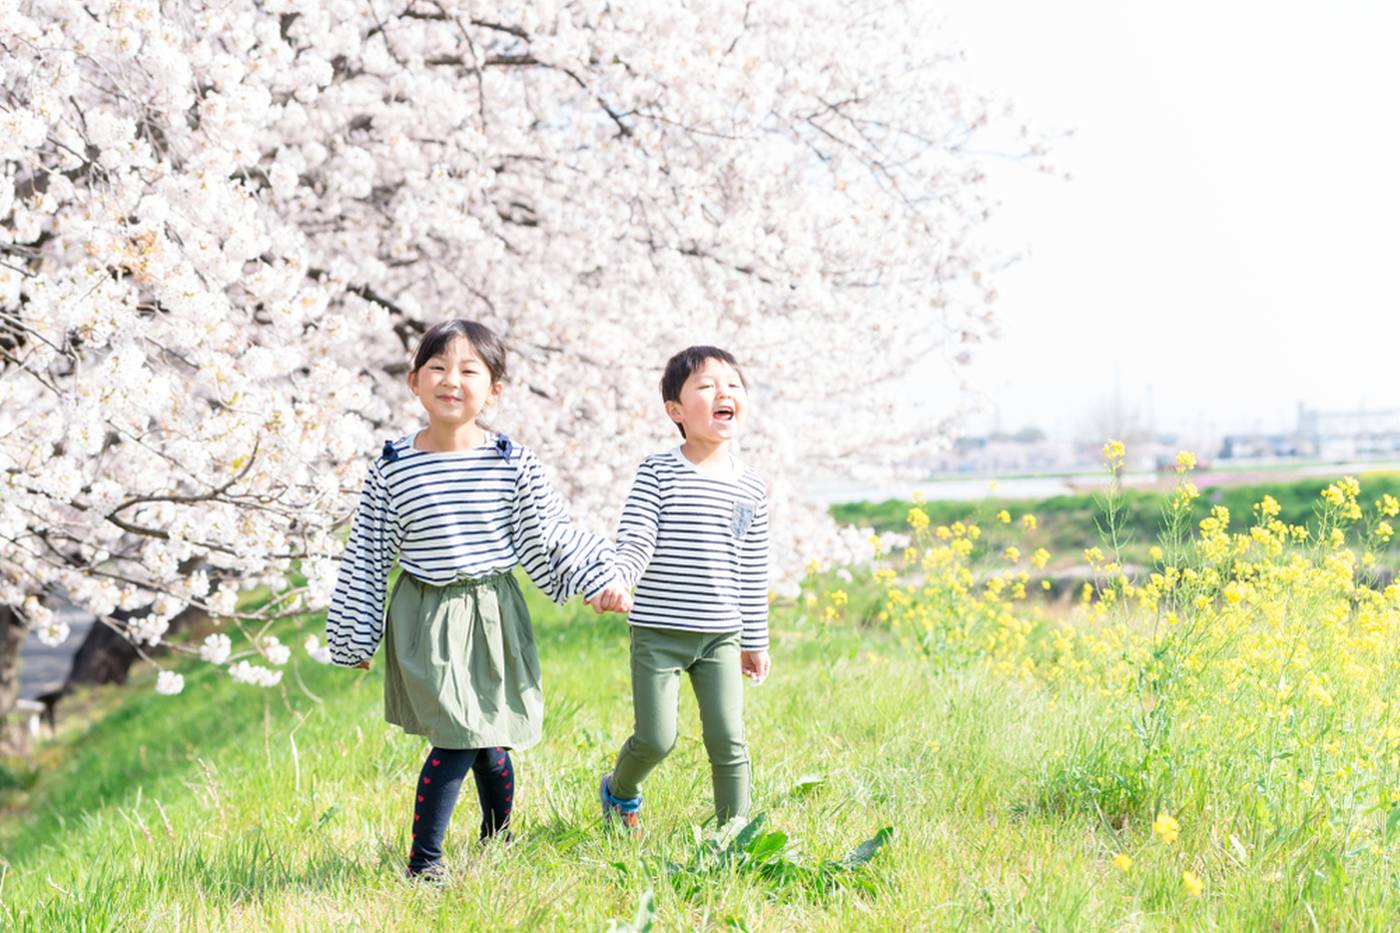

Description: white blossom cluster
[1,0,1024,691]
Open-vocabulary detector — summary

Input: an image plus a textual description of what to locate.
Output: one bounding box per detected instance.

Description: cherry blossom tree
[0,0,1037,706]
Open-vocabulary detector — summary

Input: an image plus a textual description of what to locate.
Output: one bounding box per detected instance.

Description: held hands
[741,649,771,684]
[588,579,634,615]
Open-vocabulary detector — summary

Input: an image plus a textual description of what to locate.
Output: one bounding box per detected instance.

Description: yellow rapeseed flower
[1175,450,1197,473]
[1004,546,1021,563]
[1021,513,1038,530]
[1112,852,1133,872]
[1103,438,1126,465]
[1149,545,1164,562]
[1182,870,1203,897]
[907,507,930,531]
[996,509,1011,524]
[1031,548,1051,569]
[1152,811,1181,843]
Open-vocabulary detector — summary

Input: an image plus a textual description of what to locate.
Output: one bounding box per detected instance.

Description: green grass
[2,577,1396,930]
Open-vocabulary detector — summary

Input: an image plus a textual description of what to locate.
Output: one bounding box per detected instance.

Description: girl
[325,318,630,878]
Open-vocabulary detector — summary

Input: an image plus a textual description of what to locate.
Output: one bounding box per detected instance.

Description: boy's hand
[355,659,371,670]
[589,580,633,614]
[741,649,770,683]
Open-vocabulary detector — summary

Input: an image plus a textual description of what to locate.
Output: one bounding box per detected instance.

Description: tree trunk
[63,558,213,695]
[0,604,23,723]
[64,610,142,687]
[63,604,208,690]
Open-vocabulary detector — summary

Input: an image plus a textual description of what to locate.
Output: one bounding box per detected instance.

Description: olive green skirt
[383,570,543,750]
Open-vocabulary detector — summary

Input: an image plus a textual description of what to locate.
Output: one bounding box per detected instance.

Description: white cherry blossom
[1,0,1029,690]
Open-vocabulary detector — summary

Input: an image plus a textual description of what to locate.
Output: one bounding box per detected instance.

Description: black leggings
[407,746,514,874]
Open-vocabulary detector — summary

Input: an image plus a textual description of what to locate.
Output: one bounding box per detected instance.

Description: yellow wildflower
[1031,548,1051,569]
[1149,545,1164,562]
[1152,811,1181,843]
[1175,450,1196,473]
[1182,870,1203,897]
[1112,852,1133,873]
[1004,546,1021,563]
[1021,513,1038,530]
[907,507,930,531]
[996,509,1011,524]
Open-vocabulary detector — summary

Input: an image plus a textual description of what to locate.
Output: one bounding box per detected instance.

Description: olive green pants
[609,626,750,824]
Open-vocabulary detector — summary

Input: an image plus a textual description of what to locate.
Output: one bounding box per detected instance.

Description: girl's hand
[589,581,633,614]
[741,649,770,683]
[355,659,372,670]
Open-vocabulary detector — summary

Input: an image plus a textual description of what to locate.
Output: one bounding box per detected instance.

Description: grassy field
[832,471,1400,571]
[5,470,1400,929]
[0,588,1121,932]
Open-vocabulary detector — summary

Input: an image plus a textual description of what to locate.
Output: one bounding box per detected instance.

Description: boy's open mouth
[713,405,735,421]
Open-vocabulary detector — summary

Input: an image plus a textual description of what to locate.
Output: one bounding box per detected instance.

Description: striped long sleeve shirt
[614,448,770,650]
[325,433,616,667]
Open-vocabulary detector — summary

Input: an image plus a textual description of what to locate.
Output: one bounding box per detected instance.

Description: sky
[924,1,1400,442]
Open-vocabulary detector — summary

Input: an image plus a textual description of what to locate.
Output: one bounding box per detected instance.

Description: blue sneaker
[599,772,642,835]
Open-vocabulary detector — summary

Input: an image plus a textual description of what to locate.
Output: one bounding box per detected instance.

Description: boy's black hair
[410,319,508,383]
[660,345,747,438]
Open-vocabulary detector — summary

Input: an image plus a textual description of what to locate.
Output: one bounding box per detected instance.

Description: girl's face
[407,336,501,427]
[666,357,747,446]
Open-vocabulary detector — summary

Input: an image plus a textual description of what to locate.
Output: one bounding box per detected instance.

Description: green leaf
[727,812,768,856]
[745,830,789,865]
[1386,807,1400,839]
[839,826,894,869]
[788,774,825,796]
[315,804,339,827]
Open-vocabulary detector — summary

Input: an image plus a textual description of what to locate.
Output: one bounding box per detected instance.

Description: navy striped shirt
[326,432,616,666]
[615,448,770,650]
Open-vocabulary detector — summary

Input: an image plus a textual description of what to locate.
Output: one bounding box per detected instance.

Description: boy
[591,346,771,831]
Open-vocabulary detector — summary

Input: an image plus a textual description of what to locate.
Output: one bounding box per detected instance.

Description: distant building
[1219,403,1400,461]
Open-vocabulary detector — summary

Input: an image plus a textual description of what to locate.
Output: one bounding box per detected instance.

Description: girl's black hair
[410,319,508,383]
[660,345,747,438]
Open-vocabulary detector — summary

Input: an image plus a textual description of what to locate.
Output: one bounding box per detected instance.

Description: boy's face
[407,336,501,427]
[666,357,747,445]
